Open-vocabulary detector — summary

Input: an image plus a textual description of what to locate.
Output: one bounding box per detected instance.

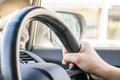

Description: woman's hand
[62,42,117,80]
[62,42,105,73]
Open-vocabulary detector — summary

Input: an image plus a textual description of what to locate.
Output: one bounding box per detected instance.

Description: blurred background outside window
[1,0,120,48]
[41,0,120,48]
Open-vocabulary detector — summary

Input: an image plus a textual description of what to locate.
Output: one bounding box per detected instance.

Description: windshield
[57,12,80,38]
[1,0,120,49]
[41,0,120,48]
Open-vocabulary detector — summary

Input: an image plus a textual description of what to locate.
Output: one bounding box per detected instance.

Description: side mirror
[51,11,86,47]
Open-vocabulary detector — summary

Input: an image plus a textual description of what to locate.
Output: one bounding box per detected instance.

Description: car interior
[0,0,120,80]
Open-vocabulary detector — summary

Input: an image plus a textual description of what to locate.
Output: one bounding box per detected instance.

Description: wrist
[91,60,111,79]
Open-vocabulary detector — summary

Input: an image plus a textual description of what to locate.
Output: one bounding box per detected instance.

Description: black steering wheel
[1,6,90,80]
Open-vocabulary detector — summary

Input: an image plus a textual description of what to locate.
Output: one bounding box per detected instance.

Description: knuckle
[81,41,91,48]
[72,55,80,63]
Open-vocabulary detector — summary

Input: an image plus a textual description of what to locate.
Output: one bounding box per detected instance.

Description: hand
[62,42,111,80]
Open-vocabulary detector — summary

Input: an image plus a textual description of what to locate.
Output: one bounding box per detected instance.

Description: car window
[108,6,120,40]
[40,0,120,48]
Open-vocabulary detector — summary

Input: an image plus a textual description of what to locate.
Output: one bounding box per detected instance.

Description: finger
[62,57,76,69]
[63,53,82,64]
[62,60,67,65]
[63,49,68,55]
[62,57,75,68]
[90,74,103,80]
[69,63,75,69]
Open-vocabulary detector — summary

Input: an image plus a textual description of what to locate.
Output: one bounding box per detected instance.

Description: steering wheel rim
[1,6,81,80]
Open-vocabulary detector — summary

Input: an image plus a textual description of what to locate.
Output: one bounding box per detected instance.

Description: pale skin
[62,42,120,80]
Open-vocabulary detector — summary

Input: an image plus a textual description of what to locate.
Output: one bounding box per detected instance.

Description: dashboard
[0,48,119,80]
[19,48,120,80]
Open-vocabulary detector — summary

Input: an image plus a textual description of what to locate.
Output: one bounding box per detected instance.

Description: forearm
[105,65,120,80]
[94,62,120,80]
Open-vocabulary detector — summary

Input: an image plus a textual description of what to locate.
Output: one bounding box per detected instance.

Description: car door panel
[96,49,120,67]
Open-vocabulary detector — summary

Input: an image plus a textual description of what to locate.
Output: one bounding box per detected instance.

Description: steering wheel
[1,6,91,80]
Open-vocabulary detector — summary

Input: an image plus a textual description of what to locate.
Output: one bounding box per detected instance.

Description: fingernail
[69,66,72,69]
[69,64,73,69]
